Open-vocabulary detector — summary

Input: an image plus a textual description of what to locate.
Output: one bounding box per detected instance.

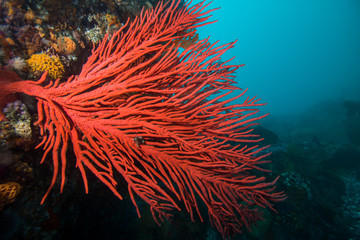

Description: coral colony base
[0,0,285,238]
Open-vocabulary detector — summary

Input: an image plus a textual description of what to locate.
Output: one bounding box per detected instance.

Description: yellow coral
[0,182,21,206]
[26,53,65,79]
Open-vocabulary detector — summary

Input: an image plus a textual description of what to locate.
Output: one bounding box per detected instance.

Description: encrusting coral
[0,0,285,238]
[53,36,77,55]
[0,182,21,211]
[26,53,64,79]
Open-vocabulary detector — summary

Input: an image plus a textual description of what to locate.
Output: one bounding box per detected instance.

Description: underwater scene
[0,0,359,239]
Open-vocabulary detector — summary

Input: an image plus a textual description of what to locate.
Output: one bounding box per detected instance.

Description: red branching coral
[0,0,285,237]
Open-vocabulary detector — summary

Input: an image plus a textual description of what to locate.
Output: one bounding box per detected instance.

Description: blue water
[192,0,360,117]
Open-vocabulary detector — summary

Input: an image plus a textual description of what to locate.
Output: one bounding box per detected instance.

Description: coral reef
[0,1,357,239]
[0,0,169,82]
[0,1,285,238]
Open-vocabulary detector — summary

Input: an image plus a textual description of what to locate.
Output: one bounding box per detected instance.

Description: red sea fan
[0,0,285,238]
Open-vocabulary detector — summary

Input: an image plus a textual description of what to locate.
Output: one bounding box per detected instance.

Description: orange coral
[0,182,21,210]
[105,13,120,28]
[24,9,36,21]
[54,36,77,55]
